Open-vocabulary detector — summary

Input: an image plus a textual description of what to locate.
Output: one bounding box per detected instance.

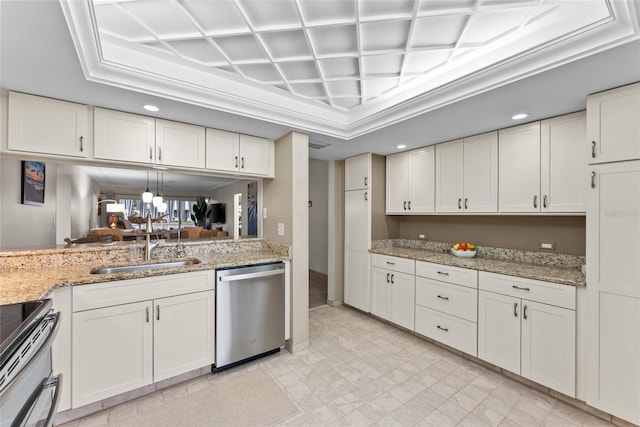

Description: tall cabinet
[586,83,640,426]
[344,153,392,312]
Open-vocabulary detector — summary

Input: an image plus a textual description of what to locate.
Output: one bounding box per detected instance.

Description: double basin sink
[90,258,201,274]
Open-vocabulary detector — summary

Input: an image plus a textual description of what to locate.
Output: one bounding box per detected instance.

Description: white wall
[0,158,58,249]
[308,159,328,274]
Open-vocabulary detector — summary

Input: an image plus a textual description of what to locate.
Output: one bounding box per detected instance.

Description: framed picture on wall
[21,160,46,206]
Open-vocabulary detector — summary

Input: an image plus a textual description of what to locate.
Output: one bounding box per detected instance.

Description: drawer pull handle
[458,198,462,209]
[437,271,449,276]
[390,274,394,284]
[235,156,239,168]
[80,136,84,152]
[436,325,448,332]
[364,192,368,201]
[591,171,596,189]
[464,198,468,209]
[512,285,530,291]
[364,177,368,186]
[523,305,528,320]
[156,305,160,321]
[533,195,538,208]
[386,262,396,265]
[591,140,596,158]
[404,201,407,210]
[408,201,411,210]
[437,295,449,301]
[543,195,548,208]
[386,273,390,283]
[146,307,149,323]
[514,302,518,317]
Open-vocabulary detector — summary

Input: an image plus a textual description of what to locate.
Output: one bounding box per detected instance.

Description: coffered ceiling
[60,0,640,139]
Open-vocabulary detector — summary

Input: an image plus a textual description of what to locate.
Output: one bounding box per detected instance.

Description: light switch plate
[277,223,285,236]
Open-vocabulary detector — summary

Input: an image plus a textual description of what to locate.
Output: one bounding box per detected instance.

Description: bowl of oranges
[451,241,476,258]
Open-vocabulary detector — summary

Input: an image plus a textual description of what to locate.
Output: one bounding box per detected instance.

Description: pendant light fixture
[152,172,163,207]
[157,173,168,213]
[142,170,153,203]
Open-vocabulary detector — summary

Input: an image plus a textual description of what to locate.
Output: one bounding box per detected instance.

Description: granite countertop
[0,239,289,305]
[370,242,585,287]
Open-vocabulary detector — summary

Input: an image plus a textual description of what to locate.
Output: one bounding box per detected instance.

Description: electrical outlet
[419,234,427,239]
[540,242,555,250]
[277,223,285,237]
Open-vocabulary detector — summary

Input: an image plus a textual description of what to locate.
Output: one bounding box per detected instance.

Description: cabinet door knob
[436,325,449,332]
[591,141,596,158]
[514,302,518,317]
[79,136,84,152]
[458,198,462,209]
[591,171,596,189]
[523,305,528,320]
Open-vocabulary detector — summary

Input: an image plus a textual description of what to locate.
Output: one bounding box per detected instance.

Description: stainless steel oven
[0,299,61,427]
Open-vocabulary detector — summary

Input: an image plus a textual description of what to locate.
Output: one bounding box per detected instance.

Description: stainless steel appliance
[0,299,61,427]
[215,262,285,371]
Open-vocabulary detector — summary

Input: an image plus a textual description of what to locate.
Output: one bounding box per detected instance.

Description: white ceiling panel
[57,0,640,138]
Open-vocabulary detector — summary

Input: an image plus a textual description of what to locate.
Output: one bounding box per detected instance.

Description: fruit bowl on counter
[451,241,476,258]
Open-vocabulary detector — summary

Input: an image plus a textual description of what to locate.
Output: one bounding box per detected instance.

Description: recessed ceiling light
[512,113,528,120]
[143,104,159,112]
[397,144,407,149]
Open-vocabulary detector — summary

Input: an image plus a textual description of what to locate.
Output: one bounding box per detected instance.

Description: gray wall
[308,159,328,274]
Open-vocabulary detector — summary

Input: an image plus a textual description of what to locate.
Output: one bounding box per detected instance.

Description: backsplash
[373,239,585,270]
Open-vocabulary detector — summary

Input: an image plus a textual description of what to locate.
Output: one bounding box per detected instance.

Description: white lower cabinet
[478,272,576,397]
[414,261,478,356]
[371,254,415,330]
[72,271,215,408]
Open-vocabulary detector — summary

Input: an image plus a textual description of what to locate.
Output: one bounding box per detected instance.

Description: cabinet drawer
[478,271,575,310]
[416,277,477,322]
[415,305,477,356]
[371,254,415,274]
[73,270,214,312]
[416,261,477,288]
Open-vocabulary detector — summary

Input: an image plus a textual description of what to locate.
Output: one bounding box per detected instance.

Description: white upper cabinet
[540,112,586,213]
[435,139,464,212]
[387,146,435,214]
[94,108,155,164]
[345,153,370,191]
[587,82,640,164]
[8,91,89,158]
[499,122,541,213]
[436,132,498,213]
[155,119,206,169]
[205,129,271,176]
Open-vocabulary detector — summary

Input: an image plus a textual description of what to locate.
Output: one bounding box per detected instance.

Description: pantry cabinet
[587,82,640,164]
[72,271,215,408]
[94,107,156,164]
[344,188,371,312]
[8,91,89,157]
[478,272,576,396]
[155,119,206,169]
[371,254,415,330]
[386,146,435,213]
[345,153,370,191]
[586,160,640,424]
[436,132,498,213]
[205,129,271,176]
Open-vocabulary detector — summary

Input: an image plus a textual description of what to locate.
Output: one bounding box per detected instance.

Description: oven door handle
[11,374,62,427]
[1,312,60,397]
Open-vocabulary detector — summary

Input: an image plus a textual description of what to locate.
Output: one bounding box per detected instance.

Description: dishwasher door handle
[219,269,284,282]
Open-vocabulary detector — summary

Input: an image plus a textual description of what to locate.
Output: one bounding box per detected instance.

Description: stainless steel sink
[90,259,201,274]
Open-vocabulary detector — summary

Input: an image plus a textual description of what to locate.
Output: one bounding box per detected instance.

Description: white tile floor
[62,305,616,427]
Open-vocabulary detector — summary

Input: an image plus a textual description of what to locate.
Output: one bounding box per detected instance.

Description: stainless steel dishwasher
[215,262,285,371]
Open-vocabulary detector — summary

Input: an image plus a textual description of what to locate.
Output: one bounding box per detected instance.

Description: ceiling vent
[309,141,330,150]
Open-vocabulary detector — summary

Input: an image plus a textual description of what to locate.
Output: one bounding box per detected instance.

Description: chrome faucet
[144,211,159,261]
